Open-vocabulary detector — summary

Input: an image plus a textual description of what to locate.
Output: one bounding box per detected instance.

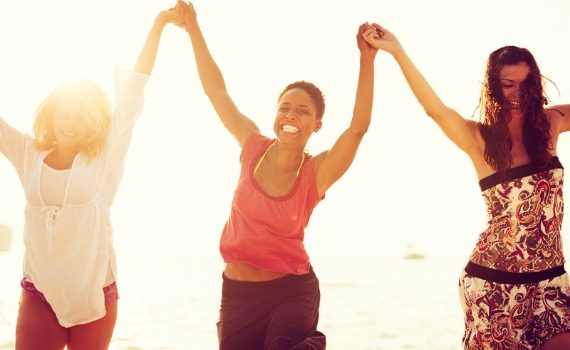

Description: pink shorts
[20,278,119,303]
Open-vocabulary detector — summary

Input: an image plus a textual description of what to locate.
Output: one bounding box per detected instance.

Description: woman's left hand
[362,23,401,56]
[357,22,378,58]
[158,1,185,27]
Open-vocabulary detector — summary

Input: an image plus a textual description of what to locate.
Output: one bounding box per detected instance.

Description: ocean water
[1,0,569,348]
[0,248,465,350]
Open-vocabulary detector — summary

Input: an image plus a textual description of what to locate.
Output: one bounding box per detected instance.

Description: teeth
[62,131,77,137]
[282,124,299,133]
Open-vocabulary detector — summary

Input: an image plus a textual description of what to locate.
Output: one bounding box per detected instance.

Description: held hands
[158,1,185,27]
[156,1,196,30]
[357,22,378,58]
[361,23,401,55]
[174,0,197,32]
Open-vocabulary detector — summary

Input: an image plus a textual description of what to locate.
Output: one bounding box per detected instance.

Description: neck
[52,145,80,160]
[268,141,305,173]
[506,109,524,124]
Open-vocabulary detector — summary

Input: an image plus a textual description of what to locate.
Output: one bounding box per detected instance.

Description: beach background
[1,0,569,349]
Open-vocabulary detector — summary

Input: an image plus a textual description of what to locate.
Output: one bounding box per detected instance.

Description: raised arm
[547,104,570,135]
[134,4,184,75]
[362,24,479,154]
[179,1,258,146]
[314,23,377,197]
[0,118,30,176]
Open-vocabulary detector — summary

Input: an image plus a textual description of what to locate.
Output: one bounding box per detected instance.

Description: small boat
[0,223,12,251]
[404,243,425,260]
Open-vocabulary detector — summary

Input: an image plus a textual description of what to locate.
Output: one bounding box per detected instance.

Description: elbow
[425,105,447,121]
[356,126,369,138]
[425,109,438,120]
[348,117,371,138]
[200,78,226,98]
[203,85,225,100]
[424,104,441,119]
[203,87,215,98]
[424,101,450,120]
[350,125,369,139]
[202,83,217,97]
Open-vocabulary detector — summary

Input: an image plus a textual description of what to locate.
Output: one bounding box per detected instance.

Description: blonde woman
[0,4,183,350]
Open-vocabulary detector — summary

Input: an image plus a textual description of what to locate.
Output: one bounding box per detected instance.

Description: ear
[313,120,322,133]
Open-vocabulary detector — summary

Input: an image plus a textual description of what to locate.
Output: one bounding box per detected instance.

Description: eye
[296,109,309,116]
[278,106,289,112]
[502,84,514,89]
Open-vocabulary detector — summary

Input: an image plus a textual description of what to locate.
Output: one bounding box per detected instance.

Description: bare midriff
[224,262,289,282]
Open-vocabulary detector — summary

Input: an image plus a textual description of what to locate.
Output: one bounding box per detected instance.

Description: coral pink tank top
[220,133,322,274]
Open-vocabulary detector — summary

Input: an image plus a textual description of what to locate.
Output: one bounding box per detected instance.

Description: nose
[285,110,298,120]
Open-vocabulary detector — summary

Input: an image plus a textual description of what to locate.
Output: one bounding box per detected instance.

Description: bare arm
[547,104,570,134]
[315,23,377,197]
[0,118,29,176]
[135,5,184,75]
[180,1,258,146]
[363,24,479,154]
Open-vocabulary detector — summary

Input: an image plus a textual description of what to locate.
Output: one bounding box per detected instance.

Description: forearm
[184,20,227,95]
[349,55,375,136]
[134,16,167,75]
[392,47,447,117]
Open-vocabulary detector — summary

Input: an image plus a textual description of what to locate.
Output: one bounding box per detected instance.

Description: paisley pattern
[470,167,564,273]
[460,272,570,349]
[461,160,570,348]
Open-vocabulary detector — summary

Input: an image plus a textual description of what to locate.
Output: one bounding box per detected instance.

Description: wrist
[360,52,377,62]
[155,14,169,28]
[391,45,406,61]
[184,19,199,33]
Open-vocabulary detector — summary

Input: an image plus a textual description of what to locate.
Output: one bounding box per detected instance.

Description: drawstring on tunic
[38,156,74,251]
[43,206,61,250]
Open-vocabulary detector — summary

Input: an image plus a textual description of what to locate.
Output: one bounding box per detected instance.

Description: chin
[55,140,82,149]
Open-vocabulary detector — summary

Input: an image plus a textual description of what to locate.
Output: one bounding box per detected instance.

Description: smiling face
[52,100,90,151]
[499,62,530,110]
[34,80,111,159]
[273,88,322,146]
[480,46,546,125]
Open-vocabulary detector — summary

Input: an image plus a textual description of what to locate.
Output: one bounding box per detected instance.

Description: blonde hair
[34,80,112,160]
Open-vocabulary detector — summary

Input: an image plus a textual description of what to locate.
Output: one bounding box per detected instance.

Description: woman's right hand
[361,22,479,156]
[157,2,185,27]
[176,0,198,31]
[362,23,401,56]
[174,0,259,146]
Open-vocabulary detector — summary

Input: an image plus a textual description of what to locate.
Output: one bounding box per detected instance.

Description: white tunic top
[0,68,148,327]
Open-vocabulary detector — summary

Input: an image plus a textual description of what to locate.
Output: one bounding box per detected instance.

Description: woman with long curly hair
[363,24,570,349]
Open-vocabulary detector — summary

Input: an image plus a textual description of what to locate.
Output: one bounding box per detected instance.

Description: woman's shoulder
[546,104,568,121]
[546,104,569,115]
[242,132,272,150]
[546,104,570,134]
[239,132,273,163]
[307,150,327,174]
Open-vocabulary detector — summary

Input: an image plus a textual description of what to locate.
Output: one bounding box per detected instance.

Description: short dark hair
[278,81,325,120]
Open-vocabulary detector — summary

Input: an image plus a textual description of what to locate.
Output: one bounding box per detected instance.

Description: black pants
[217,267,326,350]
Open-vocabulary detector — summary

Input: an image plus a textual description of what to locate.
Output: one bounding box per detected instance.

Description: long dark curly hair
[478,46,551,174]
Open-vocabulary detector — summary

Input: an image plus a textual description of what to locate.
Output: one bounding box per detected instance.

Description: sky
[1,0,570,263]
